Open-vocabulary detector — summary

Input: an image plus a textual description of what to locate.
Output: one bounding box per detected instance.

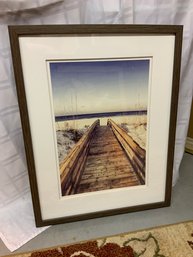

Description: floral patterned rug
[8,221,193,257]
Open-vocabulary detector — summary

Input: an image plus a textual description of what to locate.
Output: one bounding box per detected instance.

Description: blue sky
[49,59,150,116]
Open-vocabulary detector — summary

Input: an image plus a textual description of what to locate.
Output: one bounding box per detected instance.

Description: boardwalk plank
[76,125,142,194]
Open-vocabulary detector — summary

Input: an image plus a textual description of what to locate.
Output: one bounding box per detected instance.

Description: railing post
[60,119,100,196]
[108,119,145,184]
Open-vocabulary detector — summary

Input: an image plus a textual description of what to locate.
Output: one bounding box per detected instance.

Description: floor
[0,153,193,256]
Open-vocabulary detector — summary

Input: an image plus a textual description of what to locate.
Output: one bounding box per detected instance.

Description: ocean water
[55,114,147,131]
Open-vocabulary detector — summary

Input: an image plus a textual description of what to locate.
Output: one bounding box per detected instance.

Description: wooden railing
[107,119,145,184]
[60,119,100,196]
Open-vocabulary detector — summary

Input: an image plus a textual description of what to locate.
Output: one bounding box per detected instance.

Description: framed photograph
[9,25,183,227]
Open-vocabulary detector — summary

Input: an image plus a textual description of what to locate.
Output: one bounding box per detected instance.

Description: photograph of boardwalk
[49,59,150,196]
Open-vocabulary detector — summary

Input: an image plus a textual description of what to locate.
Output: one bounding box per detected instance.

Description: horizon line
[55,109,147,121]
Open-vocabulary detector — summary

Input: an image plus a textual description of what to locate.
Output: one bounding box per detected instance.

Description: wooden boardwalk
[76,125,141,194]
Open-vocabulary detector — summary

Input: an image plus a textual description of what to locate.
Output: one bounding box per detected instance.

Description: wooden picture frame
[9,25,183,227]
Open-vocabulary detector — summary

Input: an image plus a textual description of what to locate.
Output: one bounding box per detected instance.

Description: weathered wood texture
[60,119,100,196]
[76,125,142,194]
[108,119,145,184]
